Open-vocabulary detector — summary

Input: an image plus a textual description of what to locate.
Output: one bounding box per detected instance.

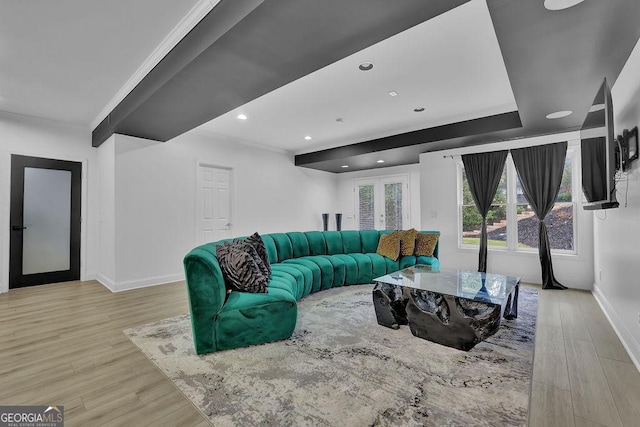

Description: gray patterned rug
[124,284,537,427]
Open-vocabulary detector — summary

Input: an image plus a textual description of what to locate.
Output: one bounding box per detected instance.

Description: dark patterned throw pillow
[233,239,270,281]
[245,232,271,275]
[216,242,268,293]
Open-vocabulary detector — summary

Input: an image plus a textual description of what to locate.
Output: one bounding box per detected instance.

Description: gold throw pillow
[414,232,440,257]
[398,228,418,256]
[376,231,401,261]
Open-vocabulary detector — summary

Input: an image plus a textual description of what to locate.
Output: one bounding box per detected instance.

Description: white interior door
[354,175,409,230]
[196,164,232,244]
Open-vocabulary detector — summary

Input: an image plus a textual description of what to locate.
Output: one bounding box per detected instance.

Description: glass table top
[374,264,520,306]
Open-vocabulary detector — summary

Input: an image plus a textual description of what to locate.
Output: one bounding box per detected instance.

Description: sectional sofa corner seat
[184,230,440,355]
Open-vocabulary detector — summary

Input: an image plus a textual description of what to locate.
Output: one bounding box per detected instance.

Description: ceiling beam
[92,0,470,147]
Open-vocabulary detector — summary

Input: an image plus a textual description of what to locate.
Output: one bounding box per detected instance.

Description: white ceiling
[196,0,517,154]
[0,0,516,156]
[0,0,202,125]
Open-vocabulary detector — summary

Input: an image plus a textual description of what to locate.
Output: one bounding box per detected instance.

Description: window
[355,175,408,230]
[459,151,576,253]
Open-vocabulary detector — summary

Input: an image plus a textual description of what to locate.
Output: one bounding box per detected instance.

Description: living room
[2,0,640,425]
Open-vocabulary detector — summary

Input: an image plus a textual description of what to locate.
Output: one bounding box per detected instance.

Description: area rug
[124,285,537,426]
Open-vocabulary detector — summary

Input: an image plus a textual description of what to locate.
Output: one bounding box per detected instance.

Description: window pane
[516,204,574,250]
[358,185,375,230]
[462,205,507,247]
[546,204,574,250]
[384,182,403,230]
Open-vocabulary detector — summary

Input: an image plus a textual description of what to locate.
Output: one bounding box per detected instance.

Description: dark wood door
[9,155,81,288]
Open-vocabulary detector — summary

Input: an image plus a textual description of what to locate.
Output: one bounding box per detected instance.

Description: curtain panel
[511,141,568,290]
[461,150,508,273]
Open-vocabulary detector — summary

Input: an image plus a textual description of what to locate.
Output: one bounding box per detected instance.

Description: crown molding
[90,0,220,130]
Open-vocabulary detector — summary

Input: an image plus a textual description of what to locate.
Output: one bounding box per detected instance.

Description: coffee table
[373,264,520,351]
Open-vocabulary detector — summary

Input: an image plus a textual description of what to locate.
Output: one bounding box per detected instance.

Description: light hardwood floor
[1,280,638,426]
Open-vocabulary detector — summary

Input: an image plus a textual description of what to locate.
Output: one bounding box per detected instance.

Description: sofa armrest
[184,246,227,354]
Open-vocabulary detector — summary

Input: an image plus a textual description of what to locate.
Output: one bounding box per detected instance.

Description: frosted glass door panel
[384,182,403,230]
[22,167,72,275]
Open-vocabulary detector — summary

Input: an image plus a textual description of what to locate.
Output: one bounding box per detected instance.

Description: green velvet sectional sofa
[184,230,440,355]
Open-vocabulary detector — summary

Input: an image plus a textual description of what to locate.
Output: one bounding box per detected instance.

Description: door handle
[12,225,27,231]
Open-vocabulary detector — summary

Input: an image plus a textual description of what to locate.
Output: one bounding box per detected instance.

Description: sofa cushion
[347,253,373,284]
[216,287,297,351]
[324,231,343,255]
[216,242,268,293]
[260,234,279,264]
[376,231,401,261]
[332,254,359,285]
[287,232,310,258]
[360,230,380,253]
[399,228,419,256]
[320,255,346,287]
[341,230,362,253]
[283,259,322,295]
[304,231,327,255]
[270,233,293,262]
[267,276,297,298]
[416,255,440,269]
[364,253,388,280]
[271,264,311,300]
[415,232,440,257]
[301,256,334,291]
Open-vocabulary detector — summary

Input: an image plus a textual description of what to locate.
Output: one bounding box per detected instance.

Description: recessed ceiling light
[544,0,585,11]
[545,110,572,119]
[237,114,248,120]
[304,136,312,140]
[336,118,344,123]
[388,91,398,97]
[376,160,385,164]
[358,62,374,71]
[414,107,425,112]
[589,103,605,113]
[341,165,349,168]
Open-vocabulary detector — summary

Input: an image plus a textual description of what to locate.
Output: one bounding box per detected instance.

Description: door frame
[9,155,82,288]
[194,160,234,245]
[1,151,88,293]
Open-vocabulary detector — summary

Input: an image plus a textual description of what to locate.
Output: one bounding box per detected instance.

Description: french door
[9,155,82,288]
[354,175,409,230]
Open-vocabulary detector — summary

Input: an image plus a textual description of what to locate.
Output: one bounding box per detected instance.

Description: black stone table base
[372,282,519,351]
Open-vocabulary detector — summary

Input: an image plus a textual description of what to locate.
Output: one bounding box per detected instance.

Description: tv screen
[580,78,619,210]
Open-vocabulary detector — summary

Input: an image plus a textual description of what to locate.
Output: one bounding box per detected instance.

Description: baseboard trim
[593,285,640,372]
[112,273,185,293]
[96,273,117,292]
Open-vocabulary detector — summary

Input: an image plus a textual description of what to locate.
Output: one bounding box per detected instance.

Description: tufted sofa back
[257,230,438,265]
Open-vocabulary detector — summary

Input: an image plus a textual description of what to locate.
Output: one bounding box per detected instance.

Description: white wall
[336,164,421,231]
[104,131,338,291]
[419,131,595,289]
[96,136,116,287]
[594,37,640,369]
[0,112,98,293]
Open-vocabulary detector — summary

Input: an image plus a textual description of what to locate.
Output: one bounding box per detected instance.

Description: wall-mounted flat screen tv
[580,78,619,210]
